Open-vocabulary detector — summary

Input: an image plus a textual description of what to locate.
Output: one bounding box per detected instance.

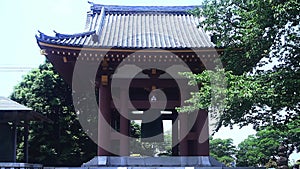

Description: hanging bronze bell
[141,109,164,142]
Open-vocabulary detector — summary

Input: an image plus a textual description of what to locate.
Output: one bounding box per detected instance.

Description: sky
[0,0,298,163]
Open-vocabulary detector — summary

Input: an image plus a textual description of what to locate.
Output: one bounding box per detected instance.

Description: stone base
[82,156,225,167]
[0,162,42,169]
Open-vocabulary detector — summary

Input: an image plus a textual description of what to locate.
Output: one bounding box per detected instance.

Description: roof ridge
[53,30,96,38]
[90,4,200,14]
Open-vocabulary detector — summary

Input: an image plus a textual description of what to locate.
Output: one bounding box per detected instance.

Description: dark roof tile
[36,4,214,49]
[0,97,50,122]
[0,96,31,111]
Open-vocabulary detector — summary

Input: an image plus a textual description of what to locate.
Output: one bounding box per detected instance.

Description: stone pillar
[195,109,209,156]
[98,83,111,156]
[119,88,129,156]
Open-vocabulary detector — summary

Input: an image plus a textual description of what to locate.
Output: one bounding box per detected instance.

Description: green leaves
[11,62,96,166]
[178,69,276,131]
[210,137,236,166]
[183,0,299,151]
[236,128,285,167]
[191,0,299,75]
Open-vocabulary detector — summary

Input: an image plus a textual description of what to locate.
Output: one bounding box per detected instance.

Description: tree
[236,129,283,167]
[237,135,259,167]
[11,62,96,166]
[210,137,236,166]
[178,0,299,161]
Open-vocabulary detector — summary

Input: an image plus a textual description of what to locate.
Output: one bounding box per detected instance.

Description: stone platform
[77,156,262,169]
[82,156,225,168]
[0,162,42,169]
[42,156,266,169]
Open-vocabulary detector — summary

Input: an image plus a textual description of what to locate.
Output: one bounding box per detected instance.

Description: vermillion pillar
[119,88,129,156]
[98,83,111,156]
[179,112,188,156]
[172,110,179,156]
[196,109,209,156]
[179,88,188,156]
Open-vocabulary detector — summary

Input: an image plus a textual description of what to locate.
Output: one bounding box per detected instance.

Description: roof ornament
[37,30,57,40]
[88,1,95,5]
[92,34,99,43]
[53,30,59,37]
[37,30,45,37]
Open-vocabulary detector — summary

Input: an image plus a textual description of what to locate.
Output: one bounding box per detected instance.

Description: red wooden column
[195,109,209,156]
[98,82,112,156]
[179,112,188,156]
[119,88,129,156]
[172,110,179,156]
[179,87,189,156]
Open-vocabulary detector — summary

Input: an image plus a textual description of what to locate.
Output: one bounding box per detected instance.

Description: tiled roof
[37,30,96,47]
[0,96,49,122]
[36,4,214,49]
[0,96,32,111]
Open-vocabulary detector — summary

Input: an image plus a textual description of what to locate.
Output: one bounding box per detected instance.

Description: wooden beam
[128,113,178,120]
[111,100,181,110]
[129,79,187,88]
